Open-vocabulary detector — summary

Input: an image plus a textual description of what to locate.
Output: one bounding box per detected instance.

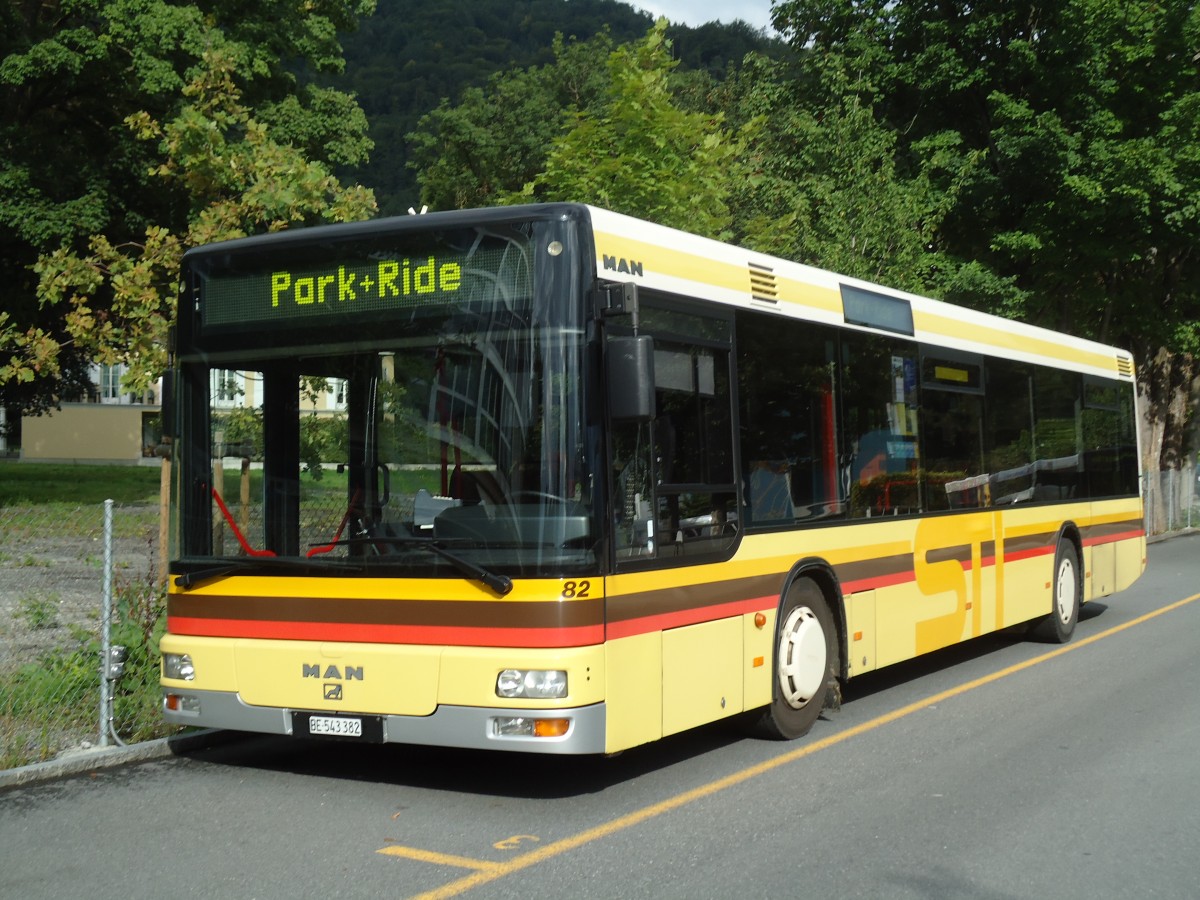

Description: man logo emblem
[324,684,343,701]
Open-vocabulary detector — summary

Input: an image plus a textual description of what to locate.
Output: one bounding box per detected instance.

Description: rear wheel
[1032,538,1080,643]
[754,578,839,740]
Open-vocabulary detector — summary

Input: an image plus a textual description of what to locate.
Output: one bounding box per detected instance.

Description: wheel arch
[778,557,848,682]
[1058,520,1082,553]
[1057,520,1084,582]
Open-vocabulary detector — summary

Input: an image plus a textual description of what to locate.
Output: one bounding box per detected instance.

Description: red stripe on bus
[839,570,916,594]
[605,596,774,640]
[1000,546,1055,564]
[1083,528,1144,547]
[840,541,1065,589]
[166,616,604,648]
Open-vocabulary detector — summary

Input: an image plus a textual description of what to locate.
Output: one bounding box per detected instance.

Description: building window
[99,365,124,403]
[327,378,348,411]
[211,370,246,408]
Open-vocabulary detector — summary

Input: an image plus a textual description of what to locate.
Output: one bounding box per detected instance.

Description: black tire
[753,578,839,740]
[1031,538,1080,643]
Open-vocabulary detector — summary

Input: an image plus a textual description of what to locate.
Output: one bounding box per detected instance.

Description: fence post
[99,498,114,748]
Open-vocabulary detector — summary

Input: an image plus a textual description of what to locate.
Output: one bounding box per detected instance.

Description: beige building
[16,363,161,464]
[20,403,161,464]
[13,365,344,463]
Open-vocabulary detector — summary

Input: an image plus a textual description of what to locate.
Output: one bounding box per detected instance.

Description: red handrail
[306,488,363,558]
[211,487,277,557]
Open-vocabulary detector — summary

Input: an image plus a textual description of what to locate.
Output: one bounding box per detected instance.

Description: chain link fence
[1,465,1197,772]
[0,498,169,769]
[1145,465,1199,534]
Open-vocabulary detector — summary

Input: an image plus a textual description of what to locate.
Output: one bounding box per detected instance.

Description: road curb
[0,729,240,792]
[1147,527,1197,544]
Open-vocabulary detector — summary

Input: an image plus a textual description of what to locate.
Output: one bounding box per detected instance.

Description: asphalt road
[3,533,1200,900]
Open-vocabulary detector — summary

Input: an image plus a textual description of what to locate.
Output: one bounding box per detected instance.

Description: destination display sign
[198,240,531,330]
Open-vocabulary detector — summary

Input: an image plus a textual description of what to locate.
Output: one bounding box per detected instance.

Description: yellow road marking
[493,835,539,850]
[376,846,502,871]
[384,591,1200,899]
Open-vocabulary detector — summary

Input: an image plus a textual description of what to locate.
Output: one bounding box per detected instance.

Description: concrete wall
[21,404,156,463]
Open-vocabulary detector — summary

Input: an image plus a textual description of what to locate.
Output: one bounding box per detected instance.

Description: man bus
[161,203,1144,753]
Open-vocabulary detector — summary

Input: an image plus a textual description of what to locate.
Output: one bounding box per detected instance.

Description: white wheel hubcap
[778,606,827,709]
[1056,557,1077,625]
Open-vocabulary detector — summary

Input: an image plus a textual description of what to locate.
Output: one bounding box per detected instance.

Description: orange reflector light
[533,718,571,738]
[754,613,767,628]
[753,656,764,668]
[853,631,863,642]
[165,694,180,711]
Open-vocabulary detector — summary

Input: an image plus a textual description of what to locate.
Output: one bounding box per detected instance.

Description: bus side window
[984,358,1036,505]
[736,312,841,525]
[919,351,985,511]
[652,344,737,558]
[612,420,655,559]
[840,335,920,517]
[611,304,739,564]
[1031,367,1083,501]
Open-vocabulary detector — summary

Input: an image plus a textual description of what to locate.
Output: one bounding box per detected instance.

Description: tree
[0,0,376,410]
[771,0,1200,480]
[725,52,979,295]
[33,49,376,394]
[337,0,663,215]
[408,32,616,211]
[512,21,747,240]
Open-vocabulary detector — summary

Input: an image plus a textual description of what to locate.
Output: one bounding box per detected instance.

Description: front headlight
[495,668,567,699]
[163,653,195,681]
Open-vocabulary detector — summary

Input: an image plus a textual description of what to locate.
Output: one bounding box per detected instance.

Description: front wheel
[1032,538,1080,643]
[753,578,839,740]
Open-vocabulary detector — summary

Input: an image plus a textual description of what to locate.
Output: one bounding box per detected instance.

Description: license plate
[293,711,383,741]
[308,715,362,737]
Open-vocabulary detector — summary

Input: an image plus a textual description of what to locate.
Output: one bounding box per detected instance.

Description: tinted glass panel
[1082,377,1139,497]
[841,285,915,335]
[842,334,920,516]
[921,388,985,510]
[984,358,1036,504]
[611,300,737,565]
[737,313,841,525]
[1032,368,1083,501]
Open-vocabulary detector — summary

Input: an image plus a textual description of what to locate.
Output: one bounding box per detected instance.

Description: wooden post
[240,455,251,540]
[158,453,171,585]
[212,458,225,556]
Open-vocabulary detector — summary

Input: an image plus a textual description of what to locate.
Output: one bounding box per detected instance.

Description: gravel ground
[0,503,160,674]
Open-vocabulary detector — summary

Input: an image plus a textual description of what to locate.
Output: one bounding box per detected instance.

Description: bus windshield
[176,218,596,580]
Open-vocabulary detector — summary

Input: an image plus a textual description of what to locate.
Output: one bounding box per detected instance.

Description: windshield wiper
[172,556,363,590]
[174,562,247,589]
[334,535,513,596]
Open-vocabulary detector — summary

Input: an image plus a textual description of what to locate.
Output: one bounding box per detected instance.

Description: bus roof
[180,202,1133,382]
[584,206,1133,382]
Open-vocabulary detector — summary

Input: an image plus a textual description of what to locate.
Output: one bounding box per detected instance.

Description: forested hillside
[331,0,779,214]
[3,0,1195,506]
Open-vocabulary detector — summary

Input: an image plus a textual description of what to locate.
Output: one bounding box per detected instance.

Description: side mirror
[607,335,655,422]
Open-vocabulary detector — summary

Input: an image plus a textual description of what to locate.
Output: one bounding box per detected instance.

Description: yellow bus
[160,203,1144,753]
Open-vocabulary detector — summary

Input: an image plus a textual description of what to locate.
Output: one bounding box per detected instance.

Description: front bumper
[162,689,606,754]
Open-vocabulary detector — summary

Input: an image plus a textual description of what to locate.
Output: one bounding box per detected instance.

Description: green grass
[0,463,163,506]
[1,462,436,508]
